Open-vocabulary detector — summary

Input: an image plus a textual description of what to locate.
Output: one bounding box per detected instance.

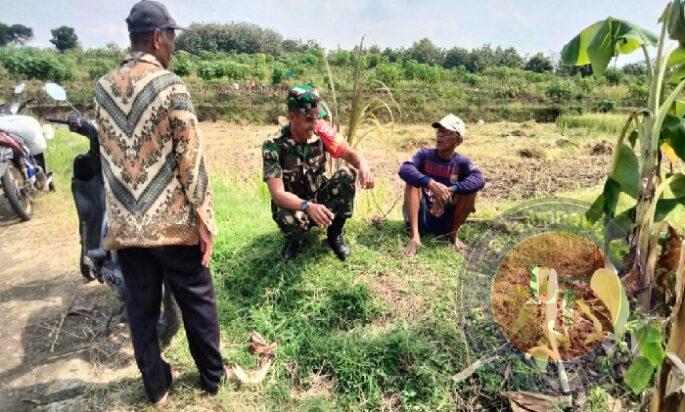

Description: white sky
[0,0,662,61]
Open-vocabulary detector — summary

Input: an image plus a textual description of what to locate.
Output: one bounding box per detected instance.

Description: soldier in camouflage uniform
[263,85,374,261]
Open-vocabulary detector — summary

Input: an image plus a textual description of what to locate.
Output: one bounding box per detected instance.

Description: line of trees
[0,19,648,82]
[174,24,557,74]
[1,21,79,52]
[172,24,612,76]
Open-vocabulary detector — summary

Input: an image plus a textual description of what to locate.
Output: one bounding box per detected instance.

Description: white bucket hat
[432,114,465,137]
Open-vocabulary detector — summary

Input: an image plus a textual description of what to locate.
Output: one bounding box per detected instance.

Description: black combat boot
[327,217,350,261]
[282,237,303,261]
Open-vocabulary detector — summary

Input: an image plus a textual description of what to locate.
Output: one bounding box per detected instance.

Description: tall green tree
[466,44,497,73]
[443,47,469,69]
[407,38,444,66]
[524,52,554,73]
[0,23,33,46]
[381,47,404,62]
[50,26,78,52]
[494,46,524,68]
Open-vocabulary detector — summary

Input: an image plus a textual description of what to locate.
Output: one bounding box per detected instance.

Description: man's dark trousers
[118,244,225,402]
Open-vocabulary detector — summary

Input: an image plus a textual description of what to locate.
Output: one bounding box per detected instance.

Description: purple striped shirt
[399,148,485,197]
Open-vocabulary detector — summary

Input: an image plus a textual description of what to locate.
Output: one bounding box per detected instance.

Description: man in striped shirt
[399,114,485,258]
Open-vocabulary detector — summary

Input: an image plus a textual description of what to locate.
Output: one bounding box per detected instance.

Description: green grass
[41,127,652,410]
[182,177,474,410]
[556,113,628,135]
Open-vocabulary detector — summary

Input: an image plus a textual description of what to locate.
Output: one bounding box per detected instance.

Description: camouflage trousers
[272,167,356,238]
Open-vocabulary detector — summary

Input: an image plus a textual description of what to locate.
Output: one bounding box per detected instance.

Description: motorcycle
[45,83,181,347]
[0,83,55,221]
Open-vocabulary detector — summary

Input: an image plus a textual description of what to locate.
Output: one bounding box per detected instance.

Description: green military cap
[287,85,327,119]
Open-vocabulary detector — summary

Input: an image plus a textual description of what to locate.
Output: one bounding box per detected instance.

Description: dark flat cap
[126,1,186,34]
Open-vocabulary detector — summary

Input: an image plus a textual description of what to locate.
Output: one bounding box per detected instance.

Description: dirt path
[0,197,137,411]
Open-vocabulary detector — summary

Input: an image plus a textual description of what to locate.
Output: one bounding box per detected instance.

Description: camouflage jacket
[262,126,328,200]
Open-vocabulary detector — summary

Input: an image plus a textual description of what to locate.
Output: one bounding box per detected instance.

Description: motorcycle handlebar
[46,117,70,125]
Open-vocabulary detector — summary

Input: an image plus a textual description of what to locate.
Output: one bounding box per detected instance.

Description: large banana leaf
[586,143,640,222]
[612,143,641,199]
[669,0,685,44]
[587,178,621,222]
[668,47,685,68]
[655,173,685,222]
[661,114,685,161]
[562,18,658,77]
[667,48,685,83]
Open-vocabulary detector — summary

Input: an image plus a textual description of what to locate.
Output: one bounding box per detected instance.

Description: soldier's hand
[306,203,335,228]
[358,164,374,189]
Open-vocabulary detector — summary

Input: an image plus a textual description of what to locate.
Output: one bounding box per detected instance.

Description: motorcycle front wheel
[158,284,182,348]
[1,163,33,221]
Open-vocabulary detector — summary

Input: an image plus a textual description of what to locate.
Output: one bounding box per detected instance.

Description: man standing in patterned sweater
[399,114,485,258]
[94,1,225,404]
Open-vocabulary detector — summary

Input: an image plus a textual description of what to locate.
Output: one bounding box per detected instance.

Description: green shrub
[197,60,217,80]
[483,66,513,80]
[577,76,596,93]
[545,80,577,101]
[629,82,649,102]
[88,58,112,80]
[327,49,351,66]
[0,47,73,81]
[251,65,269,82]
[374,63,401,86]
[365,52,382,68]
[604,68,624,85]
[461,72,483,87]
[402,59,422,81]
[215,61,250,80]
[597,98,616,113]
[271,64,287,85]
[172,51,194,77]
[418,65,441,84]
[493,82,524,98]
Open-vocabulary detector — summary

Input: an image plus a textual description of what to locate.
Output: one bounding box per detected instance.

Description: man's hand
[403,237,421,258]
[306,202,335,228]
[358,163,375,189]
[428,179,452,205]
[342,149,374,189]
[198,219,214,267]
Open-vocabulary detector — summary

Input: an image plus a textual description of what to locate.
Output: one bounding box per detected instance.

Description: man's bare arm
[341,147,374,189]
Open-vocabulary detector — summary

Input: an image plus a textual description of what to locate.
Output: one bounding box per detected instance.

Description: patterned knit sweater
[94,52,217,250]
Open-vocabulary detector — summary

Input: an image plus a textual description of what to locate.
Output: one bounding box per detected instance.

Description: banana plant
[562,1,685,408]
[562,2,685,304]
